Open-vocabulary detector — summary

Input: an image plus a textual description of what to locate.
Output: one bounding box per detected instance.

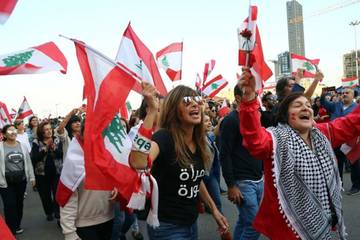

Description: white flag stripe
[291,58,316,74]
[116,37,155,85]
[157,51,182,70]
[85,48,113,107]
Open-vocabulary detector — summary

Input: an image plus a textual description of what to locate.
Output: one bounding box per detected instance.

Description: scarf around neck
[268,124,346,240]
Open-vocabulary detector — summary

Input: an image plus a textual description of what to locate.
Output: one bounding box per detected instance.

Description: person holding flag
[129,83,229,239]
[238,67,360,239]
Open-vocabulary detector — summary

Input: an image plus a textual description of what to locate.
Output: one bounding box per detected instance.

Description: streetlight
[349,20,360,85]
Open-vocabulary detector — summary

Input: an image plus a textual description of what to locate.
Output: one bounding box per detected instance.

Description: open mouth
[190,110,199,116]
[299,114,310,120]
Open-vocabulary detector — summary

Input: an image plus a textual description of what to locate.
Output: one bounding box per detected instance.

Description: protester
[238,68,360,239]
[260,92,277,128]
[312,96,330,123]
[0,124,35,235]
[55,107,83,159]
[14,120,31,153]
[321,87,359,192]
[220,85,263,240]
[26,116,39,146]
[58,124,116,240]
[129,83,229,240]
[31,121,63,222]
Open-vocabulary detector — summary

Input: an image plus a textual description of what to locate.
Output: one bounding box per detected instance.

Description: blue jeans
[147,221,198,240]
[111,204,136,240]
[233,179,263,240]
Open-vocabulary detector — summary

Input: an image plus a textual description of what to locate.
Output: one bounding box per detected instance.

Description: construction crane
[289,0,360,24]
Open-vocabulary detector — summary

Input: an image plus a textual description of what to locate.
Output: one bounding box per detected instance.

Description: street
[1,172,359,240]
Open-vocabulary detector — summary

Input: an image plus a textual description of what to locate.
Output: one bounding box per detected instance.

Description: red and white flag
[195,73,202,91]
[0,101,12,128]
[156,42,183,81]
[56,137,85,207]
[202,74,228,98]
[341,76,358,88]
[0,0,18,25]
[120,101,132,120]
[15,97,33,121]
[202,59,216,86]
[238,6,272,90]
[115,23,167,96]
[73,39,140,202]
[218,100,230,118]
[0,42,67,76]
[291,53,320,78]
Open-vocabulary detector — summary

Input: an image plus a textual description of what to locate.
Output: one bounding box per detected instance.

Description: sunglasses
[6,129,17,134]
[183,96,203,106]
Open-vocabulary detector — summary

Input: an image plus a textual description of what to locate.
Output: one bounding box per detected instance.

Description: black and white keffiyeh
[268,124,346,240]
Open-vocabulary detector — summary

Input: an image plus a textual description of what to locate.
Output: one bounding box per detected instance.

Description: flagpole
[59,34,143,85]
[245,0,252,67]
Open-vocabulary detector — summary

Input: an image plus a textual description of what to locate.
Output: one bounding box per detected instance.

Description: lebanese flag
[0,216,15,240]
[120,101,132,120]
[195,73,202,91]
[202,75,228,98]
[202,59,216,86]
[115,23,167,96]
[73,40,140,202]
[156,42,183,81]
[0,42,67,75]
[56,137,85,207]
[291,53,320,78]
[218,100,230,118]
[9,108,16,120]
[0,101,12,128]
[0,0,17,24]
[342,76,358,88]
[238,6,272,90]
[15,97,33,121]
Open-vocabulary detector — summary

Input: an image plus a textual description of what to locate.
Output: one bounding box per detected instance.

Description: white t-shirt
[16,132,32,153]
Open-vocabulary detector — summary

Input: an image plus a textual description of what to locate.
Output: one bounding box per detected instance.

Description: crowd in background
[0,71,360,240]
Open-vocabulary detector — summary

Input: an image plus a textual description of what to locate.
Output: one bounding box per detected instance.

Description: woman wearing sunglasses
[0,124,35,235]
[129,83,229,240]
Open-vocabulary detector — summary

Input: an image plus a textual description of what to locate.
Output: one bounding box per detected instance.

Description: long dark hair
[275,92,306,124]
[28,116,38,129]
[159,85,210,169]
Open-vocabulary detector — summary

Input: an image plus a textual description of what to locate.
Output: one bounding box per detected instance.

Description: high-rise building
[277,51,292,79]
[287,0,305,56]
[343,50,360,78]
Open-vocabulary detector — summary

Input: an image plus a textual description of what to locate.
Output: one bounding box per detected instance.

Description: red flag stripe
[33,42,68,74]
[156,42,183,59]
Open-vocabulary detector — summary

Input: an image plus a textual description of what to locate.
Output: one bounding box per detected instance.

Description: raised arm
[238,68,272,160]
[129,82,159,169]
[318,103,360,148]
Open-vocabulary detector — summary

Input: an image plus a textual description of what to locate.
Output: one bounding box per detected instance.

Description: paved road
[1,172,359,240]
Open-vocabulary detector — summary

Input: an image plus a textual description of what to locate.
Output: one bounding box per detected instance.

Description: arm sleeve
[292,83,305,93]
[318,104,360,148]
[320,95,336,114]
[60,189,80,240]
[219,115,237,187]
[239,99,273,161]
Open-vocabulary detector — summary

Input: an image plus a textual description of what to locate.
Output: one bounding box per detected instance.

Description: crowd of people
[0,69,359,240]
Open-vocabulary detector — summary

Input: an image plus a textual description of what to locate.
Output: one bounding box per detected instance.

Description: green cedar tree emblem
[161,56,170,67]
[135,60,143,71]
[211,83,218,90]
[3,50,34,67]
[102,114,127,154]
[303,62,314,71]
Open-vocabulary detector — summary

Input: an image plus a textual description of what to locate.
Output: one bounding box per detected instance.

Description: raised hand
[237,67,256,101]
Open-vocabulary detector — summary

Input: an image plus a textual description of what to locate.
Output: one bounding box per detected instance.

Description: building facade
[287,0,305,56]
[343,50,360,79]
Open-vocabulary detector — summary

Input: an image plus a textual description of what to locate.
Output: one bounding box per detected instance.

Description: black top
[260,110,274,128]
[219,110,263,187]
[152,129,205,226]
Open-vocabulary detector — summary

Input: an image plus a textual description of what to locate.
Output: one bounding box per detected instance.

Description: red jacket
[239,99,360,240]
